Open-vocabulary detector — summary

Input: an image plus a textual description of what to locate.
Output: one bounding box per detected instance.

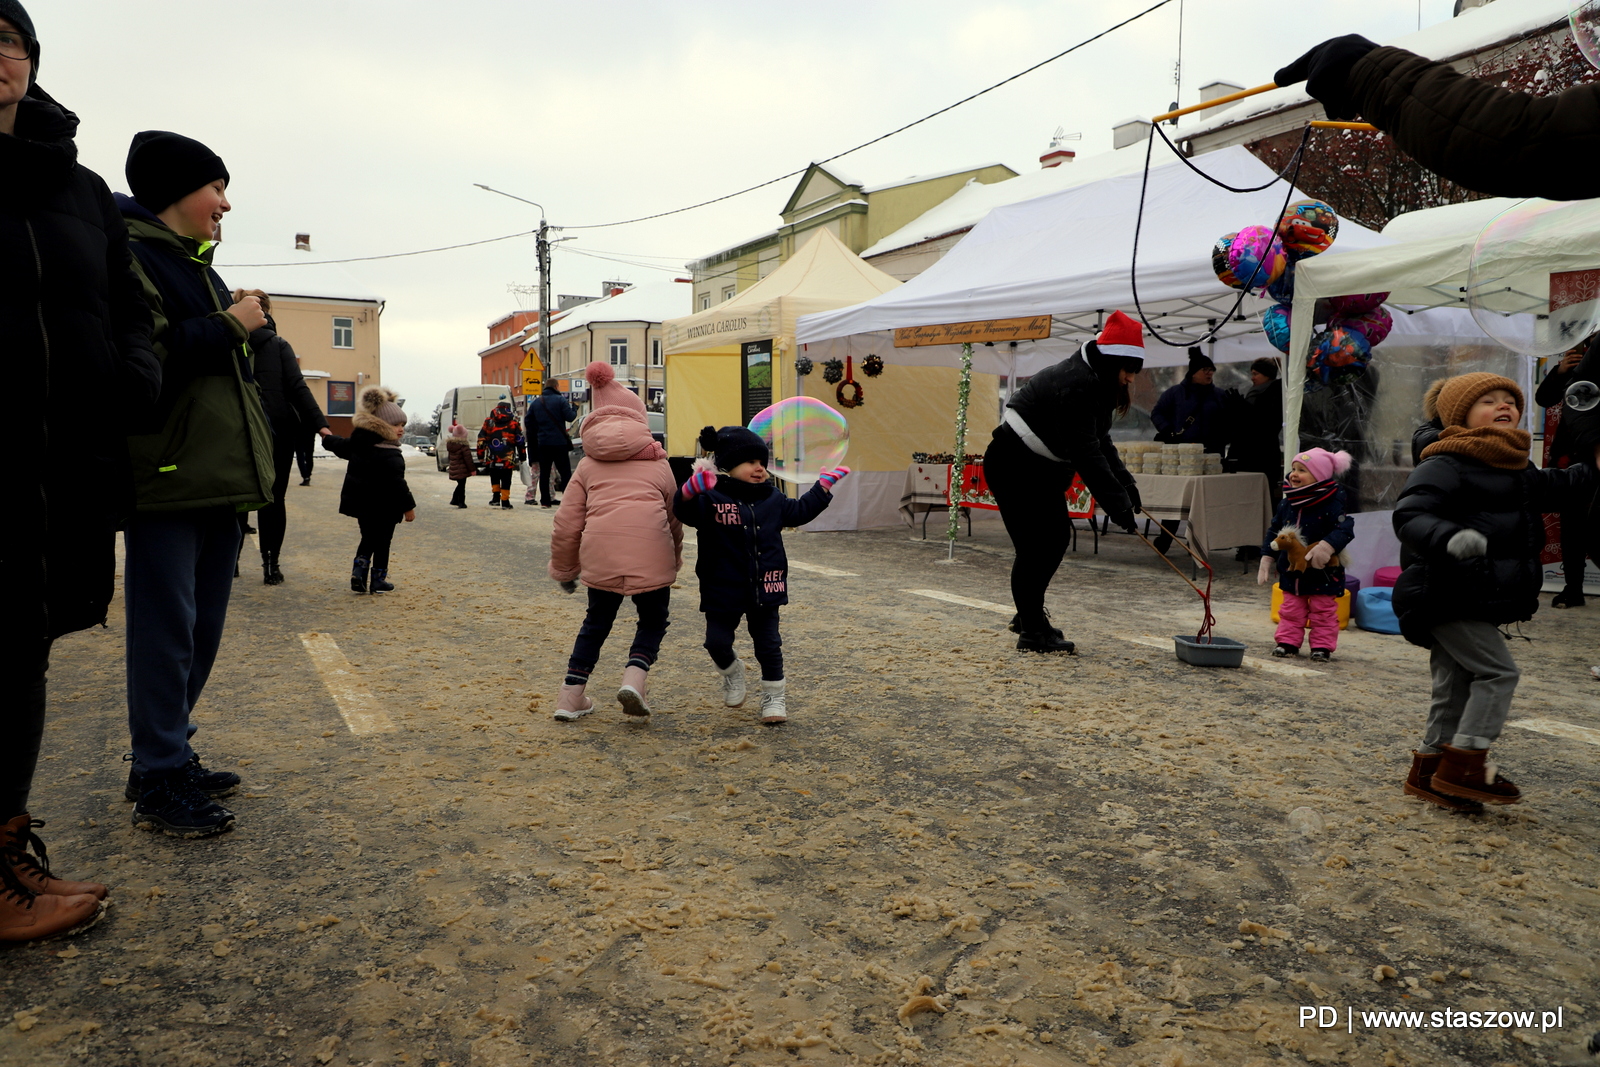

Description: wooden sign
[894,315,1052,348]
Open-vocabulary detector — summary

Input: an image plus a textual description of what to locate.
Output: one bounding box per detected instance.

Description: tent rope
[1129,124,1314,347]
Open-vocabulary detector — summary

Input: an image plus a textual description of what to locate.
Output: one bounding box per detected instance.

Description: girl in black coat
[1392,374,1592,812]
[673,425,846,724]
[323,387,415,594]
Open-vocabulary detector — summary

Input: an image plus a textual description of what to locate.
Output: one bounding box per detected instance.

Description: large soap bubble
[1568,379,1600,413]
[749,396,850,484]
[1468,199,1600,357]
[1572,0,1600,71]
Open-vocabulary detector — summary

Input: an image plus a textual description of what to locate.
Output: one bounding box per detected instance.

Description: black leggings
[1,638,50,819]
[356,517,397,572]
[536,445,572,505]
[565,586,671,684]
[984,428,1079,632]
[1561,487,1593,589]
[295,435,315,481]
[704,606,783,681]
[257,436,297,557]
[450,479,467,506]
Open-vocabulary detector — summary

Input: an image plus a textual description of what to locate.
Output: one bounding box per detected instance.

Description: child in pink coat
[548,362,683,721]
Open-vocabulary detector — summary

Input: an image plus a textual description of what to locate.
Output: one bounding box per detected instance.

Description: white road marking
[1507,717,1600,747]
[791,560,860,577]
[1117,634,1323,678]
[299,633,396,735]
[904,589,1012,614]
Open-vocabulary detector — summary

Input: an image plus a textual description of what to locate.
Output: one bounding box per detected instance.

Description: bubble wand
[1128,507,1217,642]
[1151,85,1375,130]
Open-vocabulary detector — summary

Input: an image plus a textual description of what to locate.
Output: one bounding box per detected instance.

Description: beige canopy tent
[664,229,999,529]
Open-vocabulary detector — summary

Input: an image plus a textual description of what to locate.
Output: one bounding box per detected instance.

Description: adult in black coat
[1275,35,1600,200]
[244,298,331,585]
[984,312,1144,653]
[1227,358,1285,501]
[1534,340,1600,608]
[0,4,160,938]
[525,380,577,507]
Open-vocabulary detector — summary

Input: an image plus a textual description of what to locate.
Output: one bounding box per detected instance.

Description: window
[580,340,588,360]
[721,286,736,302]
[609,338,628,366]
[332,316,354,349]
[699,293,710,310]
[650,338,663,367]
[328,381,356,416]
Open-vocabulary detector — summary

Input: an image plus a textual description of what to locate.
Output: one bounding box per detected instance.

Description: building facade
[527,281,690,412]
[479,310,541,392]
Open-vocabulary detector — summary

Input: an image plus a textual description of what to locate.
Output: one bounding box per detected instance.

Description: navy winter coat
[526,386,578,448]
[673,477,831,612]
[1151,381,1227,451]
[1261,485,1355,598]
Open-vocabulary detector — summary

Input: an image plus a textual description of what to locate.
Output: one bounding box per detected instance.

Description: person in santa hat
[984,310,1145,653]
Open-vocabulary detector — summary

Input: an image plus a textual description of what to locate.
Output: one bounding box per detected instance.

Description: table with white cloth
[1133,472,1272,560]
[899,463,1094,537]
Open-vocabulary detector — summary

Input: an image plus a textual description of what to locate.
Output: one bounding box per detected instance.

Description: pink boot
[617,666,651,717]
[553,684,593,722]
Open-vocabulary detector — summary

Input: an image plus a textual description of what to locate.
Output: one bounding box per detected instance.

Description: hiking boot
[1008,611,1063,638]
[131,771,237,838]
[2,815,108,900]
[262,550,284,586]
[1433,745,1522,805]
[1309,648,1332,663]
[553,684,594,722]
[369,568,394,594]
[124,754,240,802]
[716,659,747,707]
[500,501,514,511]
[0,867,102,943]
[1402,751,1483,814]
[1271,643,1300,657]
[350,555,370,593]
[617,666,651,718]
[1016,631,1075,653]
[1553,587,1585,608]
[759,679,788,724]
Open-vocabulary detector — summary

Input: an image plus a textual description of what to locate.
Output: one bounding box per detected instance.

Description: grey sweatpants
[1420,619,1520,753]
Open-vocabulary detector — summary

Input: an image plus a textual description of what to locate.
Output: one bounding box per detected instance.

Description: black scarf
[1283,477,1339,510]
[0,88,79,199]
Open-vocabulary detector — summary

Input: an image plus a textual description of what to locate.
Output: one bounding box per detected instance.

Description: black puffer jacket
[1347,46,1600,200]
[324,421,416,523]
[673,476,831,612]
[1,88,160,639]
[1000,342,1137,515]
[250,322,328,437]
[1391,453,1583,647]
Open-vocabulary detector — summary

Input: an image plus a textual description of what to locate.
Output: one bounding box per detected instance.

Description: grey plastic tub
[1172,634,1247,668]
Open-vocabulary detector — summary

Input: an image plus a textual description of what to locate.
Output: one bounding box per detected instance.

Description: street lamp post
[474,185,552,395]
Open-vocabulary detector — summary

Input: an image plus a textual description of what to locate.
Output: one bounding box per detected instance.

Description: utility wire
[224,229,536,267]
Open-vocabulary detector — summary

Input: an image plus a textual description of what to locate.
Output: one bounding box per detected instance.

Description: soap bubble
[749,396,850,484]
[1468,199,1600,357]
[1572,0,1600,71]
[1568,379,1600,413]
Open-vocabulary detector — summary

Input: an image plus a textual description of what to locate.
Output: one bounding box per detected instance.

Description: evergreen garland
[946,342,974,547]
[795,355,813,376]
[821,358,844,384]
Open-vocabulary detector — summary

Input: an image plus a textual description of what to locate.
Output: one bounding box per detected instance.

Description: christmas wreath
[836,380,863,408]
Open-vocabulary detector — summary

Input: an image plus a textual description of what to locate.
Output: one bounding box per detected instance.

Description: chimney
[1112,118,1152,150]
[1196,81,1247,116]
[1039,148,1075,169]
[602,280,632,297]
[295,233,311,252]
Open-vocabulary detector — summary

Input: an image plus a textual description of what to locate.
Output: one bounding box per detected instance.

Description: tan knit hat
[1434,372,1523,428]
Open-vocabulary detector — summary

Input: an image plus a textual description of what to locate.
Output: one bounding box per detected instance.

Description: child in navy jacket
[1257,448,1355,661]
[674,425,848,723]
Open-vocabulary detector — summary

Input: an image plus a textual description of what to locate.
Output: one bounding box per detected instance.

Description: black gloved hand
[1125,483,1143,512]
[1109,509,1138,535]
[1274,34,1380,121]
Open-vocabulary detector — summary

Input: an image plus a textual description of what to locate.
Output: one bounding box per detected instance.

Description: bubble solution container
[1172,634,1248,668]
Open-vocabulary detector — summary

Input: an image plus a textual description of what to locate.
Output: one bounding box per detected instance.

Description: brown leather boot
[2,815,108,900]
[1403,752,1483,813]
[1433,745,1522,805]
[0,868,102,943]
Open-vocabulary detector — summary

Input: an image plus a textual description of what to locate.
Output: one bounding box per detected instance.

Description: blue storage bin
[1354,587,1401,634]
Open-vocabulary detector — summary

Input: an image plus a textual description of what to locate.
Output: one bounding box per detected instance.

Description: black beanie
[699,425,768,472]
[0,0,37,82]
[126,131,229,214]
[1185,346,1216,378]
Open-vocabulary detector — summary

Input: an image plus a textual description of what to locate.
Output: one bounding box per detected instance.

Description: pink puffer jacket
[548,406,682,594]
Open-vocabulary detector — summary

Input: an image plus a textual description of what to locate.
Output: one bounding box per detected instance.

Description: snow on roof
[859,149,1150,259]
[688,226,779,267]
[1381,196,1523,240]
[531,281,694,344]
[862,162,1012,194]
[211,243,384,303]
[1183,0,1571,140]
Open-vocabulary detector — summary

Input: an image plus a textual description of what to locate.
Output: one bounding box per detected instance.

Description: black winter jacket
[2,89,160,639]
[250,322,328,436]
[1262,485,1355,598]
[673,477,831,612]
[1347,46,1600,200]
[325,427,416,523]
[1391,453,1585,647]
[998,343,1137,516]
[526,385,577,448]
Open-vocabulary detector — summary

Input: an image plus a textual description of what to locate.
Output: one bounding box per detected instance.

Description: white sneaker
[553,684,593,722]
[717,659,746,707]
[758,679,787,724]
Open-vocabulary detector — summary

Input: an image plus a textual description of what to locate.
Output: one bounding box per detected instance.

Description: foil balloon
[1277,200,1339,259]
[1262,304,1293,353]
[1266,260,1297,305]
[1325,292,1388,317]
[1336,306,1393,347]
[1226,225,1287,293]
[1212,232,1241,289]
[1308,326,1373,386]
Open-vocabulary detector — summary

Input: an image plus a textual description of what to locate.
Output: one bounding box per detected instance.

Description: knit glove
[1306,541,1335,570]
[681,468,717,499]
[1273,34,1379,121]
[1257,556,1273,585]
[1447,529,1488,560]
[817,466,851,490]
[557,580,578,595]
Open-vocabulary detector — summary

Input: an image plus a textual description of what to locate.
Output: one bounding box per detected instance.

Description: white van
[436,385,515,471]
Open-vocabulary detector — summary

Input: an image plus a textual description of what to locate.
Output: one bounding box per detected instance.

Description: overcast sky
[38,0,1458,410]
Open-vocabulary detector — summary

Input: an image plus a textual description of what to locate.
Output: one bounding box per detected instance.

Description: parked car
[569,410,666,470]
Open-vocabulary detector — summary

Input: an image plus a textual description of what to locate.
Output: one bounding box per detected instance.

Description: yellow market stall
[663,229,999,529]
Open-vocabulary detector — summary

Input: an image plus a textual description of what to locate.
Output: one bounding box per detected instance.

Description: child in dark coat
[324,386,416,593]
[1257,447,1355,661]
[1392,373,1593,811]
[673,426,848,723]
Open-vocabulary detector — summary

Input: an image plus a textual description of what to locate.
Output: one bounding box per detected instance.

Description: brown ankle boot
[0,870,103,943]
[2,815,108,900]
[1403,752,1483,813]
[1433,745,1522,805]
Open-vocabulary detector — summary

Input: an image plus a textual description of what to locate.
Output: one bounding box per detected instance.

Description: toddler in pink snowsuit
[1257,448,1355,662]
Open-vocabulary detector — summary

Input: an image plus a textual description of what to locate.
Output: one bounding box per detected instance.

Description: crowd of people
[6,0,1600,955]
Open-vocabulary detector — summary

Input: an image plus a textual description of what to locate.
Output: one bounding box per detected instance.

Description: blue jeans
[124,508,242,775]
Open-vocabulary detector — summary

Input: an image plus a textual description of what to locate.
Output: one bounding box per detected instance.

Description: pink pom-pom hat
[1292,447,1353,483]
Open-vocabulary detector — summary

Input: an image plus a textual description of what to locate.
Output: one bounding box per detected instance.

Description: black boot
[351,555,370,593]
[369,567,394,594]
[1553,587,1586,608]
[262,550,284,586]
[1009,610,1063,638]
[131,770,236,838]
[1017,630,1076,653]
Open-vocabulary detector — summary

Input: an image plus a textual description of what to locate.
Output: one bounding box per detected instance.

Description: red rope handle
[1130,508,1217,642]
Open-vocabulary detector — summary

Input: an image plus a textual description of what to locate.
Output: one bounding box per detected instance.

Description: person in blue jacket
[525,380,577,507]
[673,425,848,725]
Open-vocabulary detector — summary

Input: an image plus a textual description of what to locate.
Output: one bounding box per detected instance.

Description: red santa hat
[1095,310,1145,367]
